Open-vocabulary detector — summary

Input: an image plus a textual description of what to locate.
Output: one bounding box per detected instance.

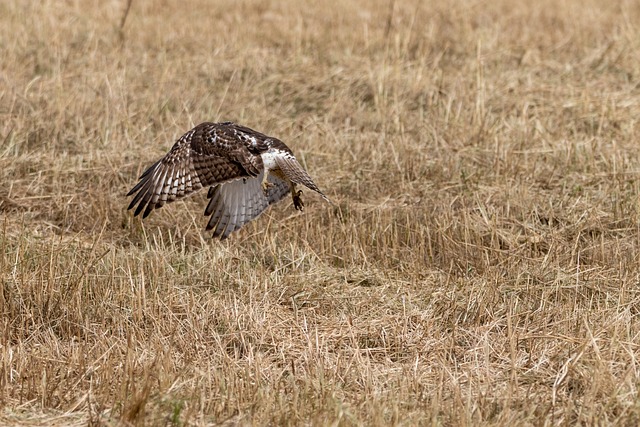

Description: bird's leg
[292,186,304,211]
[261,172,273,194]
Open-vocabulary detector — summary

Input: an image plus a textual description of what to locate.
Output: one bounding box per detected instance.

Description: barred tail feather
[276,156,330,202]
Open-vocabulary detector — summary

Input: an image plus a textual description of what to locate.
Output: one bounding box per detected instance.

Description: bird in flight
[126,122,330,239]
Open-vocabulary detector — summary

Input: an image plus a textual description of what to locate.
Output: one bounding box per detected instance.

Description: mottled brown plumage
[126,122,329,239]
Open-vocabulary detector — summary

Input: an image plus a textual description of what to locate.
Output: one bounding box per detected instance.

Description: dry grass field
[2,0,640,425]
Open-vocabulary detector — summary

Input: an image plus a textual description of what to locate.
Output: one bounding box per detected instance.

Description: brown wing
[127,122,264,219]
[203,172,290,239]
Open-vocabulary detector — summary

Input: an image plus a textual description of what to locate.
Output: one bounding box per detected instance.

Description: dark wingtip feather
[138,159,161,180]
[127,161,161,208]
[207,186,216,199]
[133,199,148,217]
[142,205,154,219]
[204,213,216,231]
[126,179,146,197]
[212,230,229,240]
[127,198,137,212]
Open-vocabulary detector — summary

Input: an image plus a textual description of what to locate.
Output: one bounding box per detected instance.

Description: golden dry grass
[2,0,640,425]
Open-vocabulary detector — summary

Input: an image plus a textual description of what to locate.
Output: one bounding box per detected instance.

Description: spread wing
[203,172,290,239]
[126,122,264,219]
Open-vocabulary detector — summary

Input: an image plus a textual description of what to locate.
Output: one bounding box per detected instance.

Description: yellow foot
[293,189,304,211]
[262,180,273,195]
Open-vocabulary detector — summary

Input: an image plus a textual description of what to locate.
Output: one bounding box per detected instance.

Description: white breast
[260,149,283,172]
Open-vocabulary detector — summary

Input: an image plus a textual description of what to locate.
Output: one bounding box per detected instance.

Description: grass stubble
[2,0,640,425]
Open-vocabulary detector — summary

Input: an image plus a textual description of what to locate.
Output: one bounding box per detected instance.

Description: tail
[276,156,330,203]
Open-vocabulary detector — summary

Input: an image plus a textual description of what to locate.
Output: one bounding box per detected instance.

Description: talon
[293,189,304,211]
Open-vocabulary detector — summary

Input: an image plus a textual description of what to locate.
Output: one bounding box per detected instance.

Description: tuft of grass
[2,0,640,425]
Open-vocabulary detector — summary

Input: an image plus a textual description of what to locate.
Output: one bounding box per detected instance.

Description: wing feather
[127,122,264,218]
[236,181,249,228]
[224,182,241,237]
[204,172,290,239]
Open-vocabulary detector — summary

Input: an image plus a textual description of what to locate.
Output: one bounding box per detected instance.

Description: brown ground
[2,0,640,425]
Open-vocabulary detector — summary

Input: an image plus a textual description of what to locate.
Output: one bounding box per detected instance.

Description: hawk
[126,121,330,239]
